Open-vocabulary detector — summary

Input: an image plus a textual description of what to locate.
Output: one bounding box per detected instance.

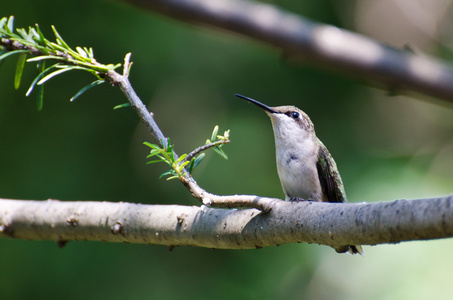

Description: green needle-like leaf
[213,147,228,160]
[176,153,188,164]
[34,24,47,45]
[0,50,29,62]
[17,28,35,43]
[179,160,190,169]
[26,62,58,97]
[143,141,154,148]
[211,125,219,142]
[37,67,74,85]
[70,79,104,102]
[51,25,70,49]
[6,16,14,33]
[76,46,88,58]
[187,160,195,174]
[161,158,173,167]
[146,159,166,164]
[0,50,5,68]
[0,17,7,30]
[14,53,27,89]
[36,82,44,110]
[113,103,131,110]
[166,143,174,162]
[159,170,176,180]
[35,61,45,110]
[27,55,69,62]
[144,143,164,152]
[193,153,205,169]
[146,152,164,159]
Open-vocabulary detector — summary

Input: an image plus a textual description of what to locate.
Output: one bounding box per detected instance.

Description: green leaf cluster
[0,16,121,109]
[144,126,230,180]
[206,125,229,159]
[144,139,185,180]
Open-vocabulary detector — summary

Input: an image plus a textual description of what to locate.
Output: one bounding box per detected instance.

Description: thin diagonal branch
[107,69,167,145]
[106,69,272,211]
[184,139,230,163]
[119,0,453,102]
[0,27,274,211]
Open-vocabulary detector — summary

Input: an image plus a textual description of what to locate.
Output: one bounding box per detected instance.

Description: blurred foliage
[1,0,453,299]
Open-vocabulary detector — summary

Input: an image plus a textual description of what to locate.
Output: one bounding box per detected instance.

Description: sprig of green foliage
[144,126,230,180]
[205,125,229,160]
[1,16,232,183]
[0,16,121,109]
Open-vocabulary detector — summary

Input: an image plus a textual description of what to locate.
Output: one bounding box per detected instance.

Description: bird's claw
[289,197,316,203]
[290,197,305,203]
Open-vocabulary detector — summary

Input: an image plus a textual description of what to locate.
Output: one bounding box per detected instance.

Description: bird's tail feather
[347,245,364,256]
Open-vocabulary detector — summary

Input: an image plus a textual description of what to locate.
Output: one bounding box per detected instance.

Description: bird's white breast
[270,114,323,201]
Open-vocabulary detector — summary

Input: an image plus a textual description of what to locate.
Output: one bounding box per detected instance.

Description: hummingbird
[236,94,362,255]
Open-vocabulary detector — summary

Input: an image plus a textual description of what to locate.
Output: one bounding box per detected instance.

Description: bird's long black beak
[235,94,278,114]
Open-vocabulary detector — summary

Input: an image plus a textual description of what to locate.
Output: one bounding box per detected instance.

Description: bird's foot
[289,197,308,203]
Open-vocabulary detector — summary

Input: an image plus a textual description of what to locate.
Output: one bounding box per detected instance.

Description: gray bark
[1,195,452,251]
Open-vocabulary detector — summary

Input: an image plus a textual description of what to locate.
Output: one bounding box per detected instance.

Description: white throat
[269,114,322,201]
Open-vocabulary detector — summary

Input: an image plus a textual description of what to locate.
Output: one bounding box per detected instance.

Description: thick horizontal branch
[120,0,453,102]
[1,195,452,251]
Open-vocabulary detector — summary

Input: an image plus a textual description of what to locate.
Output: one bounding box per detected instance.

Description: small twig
[1,38,37,54]
[176,175,274,212]
[184,138,230,163]
[123,52,133,77]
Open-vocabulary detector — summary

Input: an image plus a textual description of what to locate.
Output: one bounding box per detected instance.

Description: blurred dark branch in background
[119,0,453,102]
[1,195,452,252]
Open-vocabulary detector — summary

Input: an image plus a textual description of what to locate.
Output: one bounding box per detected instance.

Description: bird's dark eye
[291,111,299,119]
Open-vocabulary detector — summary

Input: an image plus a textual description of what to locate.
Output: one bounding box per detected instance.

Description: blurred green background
[1,0,453,299]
